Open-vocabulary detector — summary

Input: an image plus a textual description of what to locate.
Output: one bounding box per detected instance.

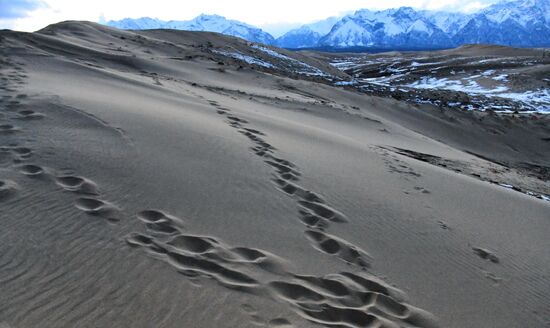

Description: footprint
[168,234,217,253]
[166,251,259,290]
[269,272,438,328]
[16,110,44,120]
[243,128,265,136]
[18,164,44,176]
[298,209,329,229]
[414,186,431,194]
[227,115,249,124]
[472,247,499,263]
[272,179,324,204]
[0,179,18,200]
[298,200,347,223]
[126,232,154,247]
[0,124,19,134]
[229,247,287,274]
[437,220,450,230]
[12,147,32,158]
[482,270,503,284]
[269,280,325,302]
[265,161,300,178]
[305,230,370,268]
[240,304,256,314]
[75,197,119,219]
[231,247,268,262]
[137,210,184,234]
[56,175,99,195]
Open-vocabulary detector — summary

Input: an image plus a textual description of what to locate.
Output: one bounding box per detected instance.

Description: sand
[0,21,549,328]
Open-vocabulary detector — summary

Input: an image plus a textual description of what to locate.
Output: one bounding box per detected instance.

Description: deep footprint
[75,197,119,219]
[472,247,500,263]
[56,175,99,195]
[18,164,44,176]
[305,230,370,268]
[137,210,184,234]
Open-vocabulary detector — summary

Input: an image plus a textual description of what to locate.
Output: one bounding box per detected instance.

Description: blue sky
[1,0,500,33]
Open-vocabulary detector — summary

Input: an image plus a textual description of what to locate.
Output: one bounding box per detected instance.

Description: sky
[1,0,500,35]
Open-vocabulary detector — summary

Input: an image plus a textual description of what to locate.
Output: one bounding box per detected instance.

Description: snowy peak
[450,0,550,47]
[275,17,341,49]
[319,7,450,49]
[106,15,274,45]
[324,17,374,47]
[314,0,550,49]
[274,26,321,48]
[106,0,550,49]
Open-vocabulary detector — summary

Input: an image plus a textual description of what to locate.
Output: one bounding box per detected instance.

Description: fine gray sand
[0,21,549,328]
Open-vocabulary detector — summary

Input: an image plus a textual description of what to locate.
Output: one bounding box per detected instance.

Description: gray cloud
[0,0,46,19]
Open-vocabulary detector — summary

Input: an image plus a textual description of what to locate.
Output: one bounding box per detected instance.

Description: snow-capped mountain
[318,7,453,49]
[275,17,340,48]
[106,0,550,49]
[274,26,322,48]
[276,0,550,49]
[106,14,275,45]
[451,0,550,47]
[422,11,471,35]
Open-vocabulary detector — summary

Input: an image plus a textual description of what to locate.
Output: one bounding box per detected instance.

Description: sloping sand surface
[0,22,549,328]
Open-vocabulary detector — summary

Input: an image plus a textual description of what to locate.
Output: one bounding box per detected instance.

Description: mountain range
[105,0,550,49]
[107,14,274,44]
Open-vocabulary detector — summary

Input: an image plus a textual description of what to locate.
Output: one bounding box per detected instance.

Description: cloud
[0,0,46,19]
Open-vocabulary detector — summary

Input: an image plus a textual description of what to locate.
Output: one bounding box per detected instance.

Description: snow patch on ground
[405,77,509,94]
[404,76,549,112]
[252,45,328,76]
[496,90,550,113]
[213,50,274,68]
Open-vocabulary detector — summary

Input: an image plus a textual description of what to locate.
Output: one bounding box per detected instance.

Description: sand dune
[0,21,549,328]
